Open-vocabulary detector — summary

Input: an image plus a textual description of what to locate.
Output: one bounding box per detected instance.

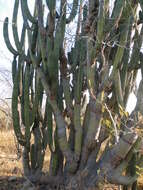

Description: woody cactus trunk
[3,0,143,189]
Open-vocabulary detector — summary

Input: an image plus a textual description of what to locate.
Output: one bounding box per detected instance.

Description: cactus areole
[3,0,143,189]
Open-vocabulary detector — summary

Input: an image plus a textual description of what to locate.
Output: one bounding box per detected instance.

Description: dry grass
[0,129,50,178]
[0,129,22,177]
[0,129,143,190]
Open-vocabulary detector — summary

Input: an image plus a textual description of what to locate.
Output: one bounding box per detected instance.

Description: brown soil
[0,129,143,190]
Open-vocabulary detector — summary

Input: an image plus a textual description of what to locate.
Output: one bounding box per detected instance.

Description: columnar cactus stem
[21,0,36,24]
[3,0,143,188]
[3,18,18,56]
[12,0,22,52]
[66,0,79,24]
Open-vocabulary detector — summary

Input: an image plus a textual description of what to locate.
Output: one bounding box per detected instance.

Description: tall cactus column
[3,0,48,181]
[3,0,143,189]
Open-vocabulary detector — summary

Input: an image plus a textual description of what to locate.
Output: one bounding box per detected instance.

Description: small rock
[21,180,36,190]
[27,188,35,190]
[8,176,17,181]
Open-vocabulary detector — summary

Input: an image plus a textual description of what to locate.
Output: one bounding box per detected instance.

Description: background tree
[3,0,143,189]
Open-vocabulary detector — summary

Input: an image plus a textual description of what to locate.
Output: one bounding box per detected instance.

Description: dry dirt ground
[0,129,143,190]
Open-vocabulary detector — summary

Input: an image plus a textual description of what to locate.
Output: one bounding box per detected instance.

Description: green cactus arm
[121,26,143,106]
[29,64,34,104]
[3,17,18,55]
[28,67,34,126]
[66,0,79,24]
[22,147,30,177]
[36,0,44,33]
[31,23,38,53]
[54,0,66,56]
[74,103,82,158]
[60,50,73,118]
[24,64,31,147]
[110,3,138,107]
[27,29,40,66]
[129,26,143,69]
[30,144,37,170]
[75,0,83,39]
[19,63,25,126]
[112,28,129,75]
[46,0,67,93]
[21,0,36,24]
[12,0,22,51]
[114,69,124,107]
[73,37,85,157]
[86,39,96,97]
[20,24,26,48]
[107,0,124,30]
[31,72,43,126]
[36,67,72,157]
[42,99,53,151]
[96,0,105,47]
[21,3,31,30]
[12,56,17,83]
[37,80,44,107]
[30,83,38,127]
[74,66,84,158]
[46,0,56,14]
[82,103,90,139]
[120,17,133,94]
[124,71,137,107]
[122,26,143,106]
[62,77,73,117]
[111,0,125,18]
[33,124,44,170]
[74,66,84,103]
[46,104,53,151]
[12,58,26,146]
[36,0,48,71]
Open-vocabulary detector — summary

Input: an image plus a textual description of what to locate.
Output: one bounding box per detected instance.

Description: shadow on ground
[0,176,24,190]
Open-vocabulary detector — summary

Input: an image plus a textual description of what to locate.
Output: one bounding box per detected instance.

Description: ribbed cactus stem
[12,57,26,146]
[12,56,17,83]
[20,24,26,49]
[114,69,124,107]
[30,144,37,170]
[21,0,36,24]
[96,0,105,47]
[12,0,22,52]
[43,100,53,150]
[36,0,47,69]
[36,68,72,158]
[74,63,83,158]
[106,0,124,32]
[33,124,44,171]
[3,18,18,56]
[24,64,31,146]
[46,0,56,14]
[66,0,79,24]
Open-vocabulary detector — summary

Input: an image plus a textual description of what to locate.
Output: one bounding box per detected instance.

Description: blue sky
[0,1,35,99]
[0,0,13,69]
[0,1,13,99]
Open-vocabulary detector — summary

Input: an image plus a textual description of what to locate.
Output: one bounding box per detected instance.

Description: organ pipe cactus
[3,0,143,189]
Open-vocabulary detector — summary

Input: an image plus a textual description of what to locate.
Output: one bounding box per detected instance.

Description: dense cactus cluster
[3,0,143,189]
